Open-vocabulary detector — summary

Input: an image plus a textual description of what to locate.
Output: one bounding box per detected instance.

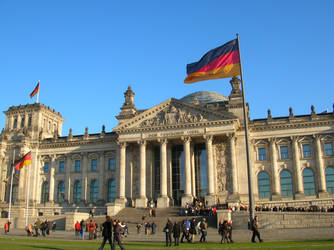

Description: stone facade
[0,78,334,219]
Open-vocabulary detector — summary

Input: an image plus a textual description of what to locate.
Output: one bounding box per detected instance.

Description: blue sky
[1,1,333,135]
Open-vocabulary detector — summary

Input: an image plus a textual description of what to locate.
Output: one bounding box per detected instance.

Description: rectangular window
[43,162,49,174]
[59,161,65,173]
[74,160,81,172]
[108,158,115,170]
[280,146,289,159]
[302,144,311,158]
[91,159,97,171]
[28,116,32,128]
[324,143,334,156]
[258,147,266,161]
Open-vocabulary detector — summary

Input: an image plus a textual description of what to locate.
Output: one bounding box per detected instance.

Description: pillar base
[135,197,147,208]
[294,192,305,200]
[271,193,281,201]
[318,191,329,198]
[227,193,240,203]
[205,194,216,206]
[115,197,127,207]
[181,195,193,207]
[157,196,170,208]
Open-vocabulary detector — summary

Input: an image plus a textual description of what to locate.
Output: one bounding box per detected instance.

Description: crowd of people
[25,219,56,237]
[254,205,334,212]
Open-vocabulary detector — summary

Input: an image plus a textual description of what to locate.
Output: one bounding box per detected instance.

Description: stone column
[182,136,193,206]
[115,142,127,206]
[292,137,304,199]
[191,145,196,197]
[98,151,105,201]
[205,135,216,205]
[82,153,88,203]
[48,155,56,203]
[228,133,239,201]
[315,135,327,197]
[270,138,281,200]
[65,154,71,203]
[136,140,147,208]
[157,139,169,208]
[167,145,173,202]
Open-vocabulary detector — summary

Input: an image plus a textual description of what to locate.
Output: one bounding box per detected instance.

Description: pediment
[114,98,238,132]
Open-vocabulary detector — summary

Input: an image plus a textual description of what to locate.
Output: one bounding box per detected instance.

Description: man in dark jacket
[163,218,173,247]
[173,221,181,246]
[99,216,113,250]
[189,218,197,243]
[251,216,263,243]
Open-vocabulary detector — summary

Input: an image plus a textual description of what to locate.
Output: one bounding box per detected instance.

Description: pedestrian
[173,221,181,246]
[80,219,86,240]
[114,220,125,250]
[26,224,33,236]
[45,219,50,235]
[75,221,81,239]
[4,221,10,234]
[199,218,207,243]
[180,220,189,243]
[163,218,173,247]
[52,221,56,232]
[251,216,263,243]
[189,218,197,243]
[34,219,40,237]
[218,220,228,243]
[136,223,141,234]
[227,220,234,243]
[88,219,96,240]
[98,216,113,250]
[151,222,157,234]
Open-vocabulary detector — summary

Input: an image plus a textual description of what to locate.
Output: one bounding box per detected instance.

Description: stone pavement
[1,227,334,243]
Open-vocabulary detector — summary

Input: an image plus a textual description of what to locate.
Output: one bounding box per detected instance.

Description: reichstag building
[1,77,334,217]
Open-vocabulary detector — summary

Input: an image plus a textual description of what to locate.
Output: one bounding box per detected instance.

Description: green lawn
[1,237,334,249]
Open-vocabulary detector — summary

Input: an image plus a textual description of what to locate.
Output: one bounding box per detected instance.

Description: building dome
[180,91,228,105]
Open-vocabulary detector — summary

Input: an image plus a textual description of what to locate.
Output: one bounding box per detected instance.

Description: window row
[257,142,334,161]
[42,158,116,174]
[12,115,32,129]
[41,179,117,204]
[258,167,334,198]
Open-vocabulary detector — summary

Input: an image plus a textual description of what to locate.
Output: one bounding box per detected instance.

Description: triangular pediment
[114,98,238,132]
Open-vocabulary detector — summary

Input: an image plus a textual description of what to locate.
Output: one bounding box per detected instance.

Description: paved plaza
[2,227,334,243]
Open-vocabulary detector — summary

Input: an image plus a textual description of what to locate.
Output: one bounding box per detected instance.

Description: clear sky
[1,0,333,136]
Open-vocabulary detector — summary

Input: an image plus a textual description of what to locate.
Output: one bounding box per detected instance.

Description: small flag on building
[14,152,31,171]
[30,81,40,98]
[184,39,241,83]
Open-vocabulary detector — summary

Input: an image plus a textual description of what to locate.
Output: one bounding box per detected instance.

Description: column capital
[269,137,277,144]
[290,136,300,142]
[137,140,146,146]
[117,141,127,147]
[203,134,213,142]
[312,134,322,141]
[181,136,191,143]
[158,138,168,145]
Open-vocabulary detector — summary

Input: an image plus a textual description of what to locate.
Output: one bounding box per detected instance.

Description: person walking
[189,218,197,243]
[199,218,207,243]
[151,222,157,234]
[180,220,189,243]
[227,220,234,243]
[251,216,263,243]
[75,221,81,239]
[173,221,181,246]
[52,221,56,232]
[99,216,113,250]
[163,218,173,247]
[88,220,96,240]
[113,220,125,250]
[80,219,86,240]
[4,221,9,234]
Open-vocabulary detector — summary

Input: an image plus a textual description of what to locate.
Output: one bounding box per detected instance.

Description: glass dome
[180,91,228,105]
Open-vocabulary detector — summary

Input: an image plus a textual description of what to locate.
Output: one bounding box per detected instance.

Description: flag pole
[25,162,31,227]
[236,33,255,222]
[36,80,40,103]
[8,149,15,222]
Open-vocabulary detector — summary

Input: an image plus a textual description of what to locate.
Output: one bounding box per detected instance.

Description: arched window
[303,168,316,196]
[57,181,65,203]
[108,179,116,203]
[258,171,270,199]
[73,180,81,203]
[41,181,49,203]
[90,180,99,203]
[280,170,293,197]
[325,167,334,194]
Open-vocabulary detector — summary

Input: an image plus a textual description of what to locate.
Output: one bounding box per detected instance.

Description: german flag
[30,81,40,98]
[184,39,240,83]
[14,152,31,171]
